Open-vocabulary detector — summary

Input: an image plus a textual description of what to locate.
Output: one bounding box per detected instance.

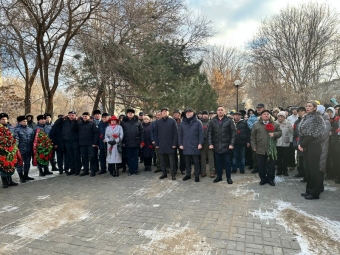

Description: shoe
[154,169,162,173]
[305,195,319,200]
[294,174,304,178]
[195,176,199,182]
[24,172,34,180]
[38,167,45,177]
[135,172,139,175]
[8,177,18,186]
[283,172,289,176]
[43,167,53,175]
[248,166,254,170]
[74,171,80,176]
[210,174,215,178]
[213,177,222,183]
[268,180,275,186]
[1,177,8,188]
[227,178,233,184]
[159,174,167,179]
[51,161,59,171]
[251,169,258,174]
[289,167,295,171]
[201,173,207,177]
[301,193,308,196]
[18,173,26,183]
[240,171,245,174]
[128,172,132,176]
[276,172,283,176]
[172,175,176,180]
[79,171,89,176]
[231,170,237,174]
[259,180,267,185]
[66,170,74,176]
[90,171,95,177]
[183,175,191,181]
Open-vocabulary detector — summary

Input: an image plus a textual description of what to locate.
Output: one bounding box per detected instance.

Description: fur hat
[0,113,9,119]
[37,115,46,121]
[126,109,135,114]
[82,112,90,116]
[44,113,52,118]
[17,115,27,122]
[102,112,109,117]
[92,109,101,115]
[277,111,286,117]
[317,105,325,114]
[201,110,209,115]
[261,110,271,115]
[161,107,169,112]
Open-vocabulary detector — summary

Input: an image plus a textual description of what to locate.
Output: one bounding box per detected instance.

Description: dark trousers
[16,152,32,173]
[49,148,57,166]
[126,147,139,173]
[245,146,253,167]
[65,141,81,172]
[80,145,95,172]
[287,142,296,167]
[328,139,340,178]
[215,152,232,178]
[99,147,107,172]
[160,153,175,175]
[56,150,68,171]
[144,157,152,166]
[276,147,289,174]
[297,155,305,176]
[174,148,185,172]
[257,154,275,182]
[93,147,99,171]
[232,145,246,172]
[304,144,324,197]
[185,155,200,176]
[252,149,258,169]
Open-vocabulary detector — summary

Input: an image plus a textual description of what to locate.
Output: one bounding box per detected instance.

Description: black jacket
[178,115,204,155]
[49,122,65,152]
[234,119,250,146]
[155,117,178,154]
[208,115,236,154]
[77,120,99,146]
[120,116,144,148]
[55,117,79,142]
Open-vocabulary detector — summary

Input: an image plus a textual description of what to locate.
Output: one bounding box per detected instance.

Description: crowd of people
[0,100,339,200]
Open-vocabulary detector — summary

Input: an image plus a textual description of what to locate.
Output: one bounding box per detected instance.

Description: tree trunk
[24,83,31,114]
[45,93,54,116]
[93,88,103,113]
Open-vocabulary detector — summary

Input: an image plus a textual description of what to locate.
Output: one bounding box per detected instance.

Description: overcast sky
[187,0,340,48]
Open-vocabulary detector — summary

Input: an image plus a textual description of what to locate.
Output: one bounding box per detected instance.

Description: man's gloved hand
[108,140,116,145]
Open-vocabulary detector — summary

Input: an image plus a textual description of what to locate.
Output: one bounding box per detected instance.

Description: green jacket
[251,118,282,155]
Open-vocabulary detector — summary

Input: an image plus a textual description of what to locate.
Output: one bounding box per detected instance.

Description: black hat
[139,112,144,116]
[119,114,125,118]
[0,113,9,119]
[229,110,235,115]
[256,103,265,108]
[44,113,52,117]
[102,112,109,117]
[197,111,202,114]
[334,105,340,109]
[239,110,246,115]
[26,113,33,117]
[173,109,181,114]
[297,107,306,112]
[261,110,271,115]
[184,108,194,113]
[148,114,153,119]
[201,110,209,115]
[57,114,64,118]
[126,109,135,114]
[17,115,26,122]
[233,112,242,115]
[161,107,169,111]
[82,112,90,116]
[92,109,101,115]
[68,111,76,114]
[37,115,46,121]
[209,111,215,114]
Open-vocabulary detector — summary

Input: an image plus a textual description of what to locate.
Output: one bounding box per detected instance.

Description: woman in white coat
[105,115,124,177]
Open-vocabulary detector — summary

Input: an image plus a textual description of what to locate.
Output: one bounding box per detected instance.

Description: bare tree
[249,2,340,104]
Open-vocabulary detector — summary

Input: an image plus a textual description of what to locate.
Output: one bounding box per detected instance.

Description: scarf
[110,124,116,129]
[299,112,325,138]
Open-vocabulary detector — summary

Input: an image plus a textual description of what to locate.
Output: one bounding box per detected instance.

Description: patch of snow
[0,206,19,214]
[36,195,50,200]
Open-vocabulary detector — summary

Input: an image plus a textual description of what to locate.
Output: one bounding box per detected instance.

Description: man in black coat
[120,109,144,175]
[98,113,110,174]
[54,111,81,175]
[155,107,178,180]
[77,112,99,177]
[173,109,185,175]
[232,112,250,174]
[208,106,236,184]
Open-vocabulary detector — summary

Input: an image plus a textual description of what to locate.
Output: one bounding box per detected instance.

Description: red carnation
[39,154,45,159]
[113,134,119,139]
[237,130,241,134]
[265,123,275,132]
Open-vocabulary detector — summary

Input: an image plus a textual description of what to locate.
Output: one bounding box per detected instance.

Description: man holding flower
[251,110,282,186]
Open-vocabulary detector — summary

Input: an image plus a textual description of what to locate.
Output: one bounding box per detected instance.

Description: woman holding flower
[251,110,282,186]
[105,116,123,177]
[298,101,326,200]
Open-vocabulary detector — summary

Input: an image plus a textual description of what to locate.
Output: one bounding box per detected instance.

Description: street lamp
[234,80,241,111]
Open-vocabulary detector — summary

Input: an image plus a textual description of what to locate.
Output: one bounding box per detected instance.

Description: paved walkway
[0,165,340,255]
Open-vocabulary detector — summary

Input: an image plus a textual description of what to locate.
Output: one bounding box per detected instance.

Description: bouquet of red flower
[108,134,119,155]
[265,123,277,161]
[0,124,19,176]
[33,129,53,166]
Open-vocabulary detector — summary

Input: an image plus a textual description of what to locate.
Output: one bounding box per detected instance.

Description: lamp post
[234,80,241,111]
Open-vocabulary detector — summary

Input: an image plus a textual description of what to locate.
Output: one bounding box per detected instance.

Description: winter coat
[247,113,259,130]
[142,122,153,158]
[234,119,250,146]
[275,119,293,147]
[98,121,109,149]
[201,118,211,146]
[77,120,99,146]
[150,121,157,142]
[55,117,79,142]
[208,115,236,154]
[14,125,34,155]
[293,118,304,156]
[287,114,298,125]
[319,114,331,172]
[34,123,52,135]
[105,125,123,164]
[49,122,65,152]
[251,119,282,155]
[178,115,204,155]
[120,116,144,148]
[27,120,36,129]
[154,117,178,154]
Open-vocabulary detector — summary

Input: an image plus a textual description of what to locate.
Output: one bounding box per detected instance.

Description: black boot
[19,173,26,183]
[38,167,45,177]
[1,176,8,188]
[159,173,167,179]
[59,168,64,174]
[112,164,117,177]
[79,170,89,176]
[51,161,59,171]
[44,166,53,175]
[24,171,34,180]
[8,176,18,186]
[227,177,233,184]
[90,170,95,177]
[108,164,113,176]
[66,170,74,176]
